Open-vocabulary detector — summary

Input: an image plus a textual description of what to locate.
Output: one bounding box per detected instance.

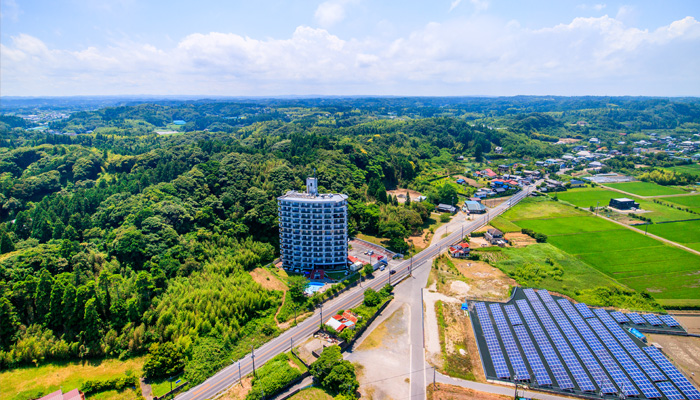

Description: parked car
[368,250,374,255]
[380,265,386,271]
[389,269,396,275]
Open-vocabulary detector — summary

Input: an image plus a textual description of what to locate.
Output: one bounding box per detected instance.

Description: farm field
[489,216,521,233]
[663,194,700,212]
[499,197,700,306]
[662,163,700,177]
[555,187,697,222]
[647,220,700,250]
[605,181,687,196]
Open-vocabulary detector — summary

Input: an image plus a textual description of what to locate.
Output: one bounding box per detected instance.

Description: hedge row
[81,375,139,394]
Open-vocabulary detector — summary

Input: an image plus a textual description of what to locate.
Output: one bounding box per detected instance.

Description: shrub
[246,353,302,400]
[81,375,139,394]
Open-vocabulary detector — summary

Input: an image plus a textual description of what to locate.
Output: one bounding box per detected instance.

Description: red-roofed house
[37,389,85,400]
[483,169,498,179]
[326,311,359,332]
[449,242,471,258]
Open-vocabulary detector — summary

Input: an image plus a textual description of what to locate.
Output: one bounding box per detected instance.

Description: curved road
[175,187,532,400]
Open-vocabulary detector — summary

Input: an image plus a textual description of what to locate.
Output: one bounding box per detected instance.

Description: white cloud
[470,0,489,12]
[2,15,699,96]
[449,0,462,12]
[577,4,606,11]
[0,0,21,21]
[314,0,349,27]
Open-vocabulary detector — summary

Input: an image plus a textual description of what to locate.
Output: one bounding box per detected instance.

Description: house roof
[613,198,635,202]
[487,228,503,236]
[37,389,84,400]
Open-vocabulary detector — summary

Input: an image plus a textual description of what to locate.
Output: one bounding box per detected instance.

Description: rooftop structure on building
[37,389,85,400]
[278,177,349,272]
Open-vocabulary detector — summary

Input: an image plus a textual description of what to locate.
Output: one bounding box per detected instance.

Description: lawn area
[287,387,333,400]
[605,181,687,196]
[489,216,521,233]
[499,196,586,220]
[647,220,700,247]
[515,216,623,236]
[1,356,145,400]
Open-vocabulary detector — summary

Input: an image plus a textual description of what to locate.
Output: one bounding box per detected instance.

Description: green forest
[0,96,698,386]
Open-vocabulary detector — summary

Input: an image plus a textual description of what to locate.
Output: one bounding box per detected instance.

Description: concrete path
[591,210,700,257]
[435,371,579,400]
[270,376,313,400]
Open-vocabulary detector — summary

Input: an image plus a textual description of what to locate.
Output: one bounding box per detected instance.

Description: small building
[498,164,509,173]
[609,198,640,210]
[483,169,498,179]
[589,137,600,144]
[588,161,603,168]
[484,229,507,246]
[494,146,503,154]
[570,179,585,188]
[463,201,487,214]
[436,204,457,213]
[449,242,471,258]
[37,389,85,400]
[456,178,466,185]
[326,311,358,332]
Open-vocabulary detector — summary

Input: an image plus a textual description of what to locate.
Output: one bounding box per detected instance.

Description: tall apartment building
[278,177,349,271]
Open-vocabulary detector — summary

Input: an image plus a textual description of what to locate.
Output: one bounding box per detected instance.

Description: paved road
[436,371,577,400]
[176,187,532,400]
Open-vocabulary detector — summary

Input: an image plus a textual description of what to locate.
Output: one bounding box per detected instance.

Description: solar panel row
[528,300,597,392]
[586,318,661,399]
[512,324,553,386]
[536,289,555,303]
[541,300,617,395]
[504,304,523,326]
[627,312,647,324]
[574,302,595,319]
[475,302,511,379]
[556,299,638,397]
[610,311,630,323]
[516,300,574,390]
[489,304,530,381]
[593,309,667,382]
[645,346,700,400]
[657,381,686,400]
[523,288,540,303]
[659,314,681,327]
[644,313,664,326]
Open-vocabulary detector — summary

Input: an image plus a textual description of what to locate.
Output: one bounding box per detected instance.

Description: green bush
[471,231,485,237]
[246,353,302,400]
[81,375,139,394]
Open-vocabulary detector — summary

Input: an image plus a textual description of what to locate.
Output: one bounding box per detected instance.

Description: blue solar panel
[557,299,637,397]
[490,304,530,381]
[537,289,555,303]
[587,318,661,399]
[527,300,597,392]
[542,300,617,395]
[504,304,523,326]
[656,381,685,400]
[643,313,664,326]
[512,324,553,386]
[593,309,667,382]
[523,288,540,303]
[516,300,574,390]
[574,303,595,319]
[610,311,630,323]
[475,302,511,379]
[627,312,647,324]
[645,346,700,400]
[659,314,681,327]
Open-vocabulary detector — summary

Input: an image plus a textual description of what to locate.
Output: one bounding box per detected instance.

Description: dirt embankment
[250,268,288,291]
[428,383,511,400]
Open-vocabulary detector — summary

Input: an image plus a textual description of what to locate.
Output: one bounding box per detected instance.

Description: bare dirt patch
[387,188,423,200]
[677,314,700,335]
[481,197,511,208]
[454,260,515,301]
[647,333,700,388]
[453,175,483,188]
[504,232,537,247]
[428,383,511,400]
[555,138,582,145]
[218,376,253,400]
[250,268,288,291]
[440,302,481,381]
[468,236,490,248]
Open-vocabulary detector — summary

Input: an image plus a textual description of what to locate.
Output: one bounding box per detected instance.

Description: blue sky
[1,0,699,96]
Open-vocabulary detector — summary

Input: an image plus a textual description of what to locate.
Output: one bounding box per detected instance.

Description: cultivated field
[647,220,700,252]
[605,181,687,196]
[555,188,697,222]
[662,163,700,177]
[664,194,700,212]
[498,197,700,307]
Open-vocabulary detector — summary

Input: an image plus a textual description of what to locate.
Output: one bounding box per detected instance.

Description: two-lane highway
[176,187,532,400]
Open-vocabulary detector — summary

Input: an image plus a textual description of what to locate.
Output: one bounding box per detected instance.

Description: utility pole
[645,222,649,236]
[319,303,324,328]
[596,201,600,216]
[251,345,257,378]
[433,367,436,388]
[409,257,412,277]
[238,362,242,385]
[513,374,518,400]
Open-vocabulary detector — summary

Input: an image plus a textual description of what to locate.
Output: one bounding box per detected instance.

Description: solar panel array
[644,313,664,326]
[475,302,510,379]
[528,300,597,392]
[611,311,630,323]
[645,346,700,400]
[659,315,680,327]
[557,299,638,397]
[472,290,700,400]
[489,304,530,381]
[594,309,667,382]
[575,302,595,319]
[627,312,647,324]
[516,300,574,390]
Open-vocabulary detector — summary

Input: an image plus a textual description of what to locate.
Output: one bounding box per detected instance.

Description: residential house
[484,229,507,246]
[589,137,600,144]
[609,198,640,210]
[37,389,85,400]
[449,242,471,258]
[569,179,585,188]
[463,201,487,214]
[436,204,457,213]
[498,164,509,173]
[326,311,359,332]
[588,161,603,168]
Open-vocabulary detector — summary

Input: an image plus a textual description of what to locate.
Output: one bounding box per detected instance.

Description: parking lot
[349,239,402,272]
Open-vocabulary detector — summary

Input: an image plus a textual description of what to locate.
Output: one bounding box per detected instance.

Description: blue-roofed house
[456,178,466,185]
